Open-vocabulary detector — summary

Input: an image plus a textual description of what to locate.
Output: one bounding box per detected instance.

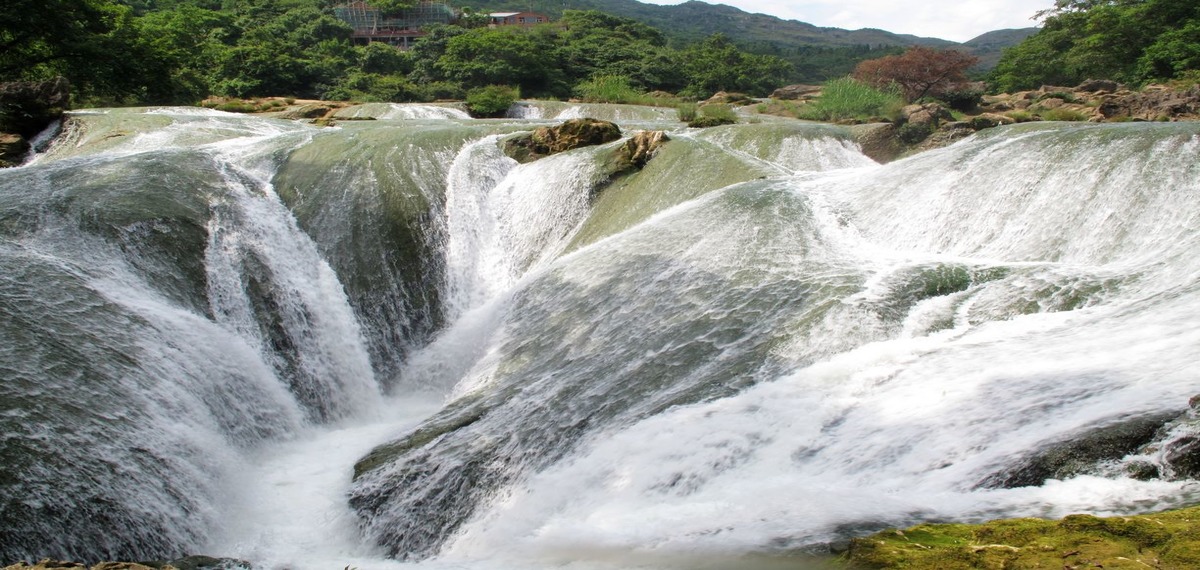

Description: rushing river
[1,103,1198,569]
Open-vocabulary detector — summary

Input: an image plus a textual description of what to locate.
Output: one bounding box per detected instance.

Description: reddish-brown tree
[853,46,979,102]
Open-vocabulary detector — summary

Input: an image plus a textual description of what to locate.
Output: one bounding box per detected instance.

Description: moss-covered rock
[844,505,1200,569]
[503,118,622,163]
[2,556,251,570]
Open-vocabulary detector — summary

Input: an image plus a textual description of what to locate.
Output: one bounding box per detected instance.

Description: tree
[852,46,978,102]
[990,0,1200,90]
[679,34,792,98]
[0,0,163,104]
[435,27,564,96]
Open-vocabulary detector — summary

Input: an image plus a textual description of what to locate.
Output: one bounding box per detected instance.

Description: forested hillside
[456,0,961,82]
[990,0,1200,91]
[1,0,800,106]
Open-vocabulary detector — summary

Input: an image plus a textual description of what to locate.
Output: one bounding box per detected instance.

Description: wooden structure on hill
[333,1,454,49]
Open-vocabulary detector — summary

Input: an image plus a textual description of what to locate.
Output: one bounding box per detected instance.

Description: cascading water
[2,103,1199,570]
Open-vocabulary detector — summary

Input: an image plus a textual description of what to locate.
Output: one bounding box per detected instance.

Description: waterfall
[2,106,1199,570]
[0,108,380,561]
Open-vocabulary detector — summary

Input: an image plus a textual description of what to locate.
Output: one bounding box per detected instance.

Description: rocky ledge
[0,77,69,167]
[778,79,1200,162]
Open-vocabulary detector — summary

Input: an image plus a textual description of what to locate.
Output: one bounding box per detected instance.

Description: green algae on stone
[844,505,1200,569]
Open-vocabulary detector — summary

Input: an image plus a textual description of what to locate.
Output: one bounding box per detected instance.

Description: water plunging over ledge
[1,105,1199,569]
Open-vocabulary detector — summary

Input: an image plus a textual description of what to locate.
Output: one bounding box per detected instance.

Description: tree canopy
[852,46,978,101]
[1,1,793,105]
[990,0,1200,91]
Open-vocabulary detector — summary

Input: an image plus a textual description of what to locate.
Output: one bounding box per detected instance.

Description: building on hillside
[334,1,455,49]
[488,11,550,26]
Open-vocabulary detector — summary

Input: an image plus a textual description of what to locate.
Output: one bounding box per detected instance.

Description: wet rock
[143,556,251,570]
[846,123,903,164]
[0,77,70,139]
[608,130,669,172]
[1126,397,1200,480]
[977,413,1177,489]
[503,118,622,163]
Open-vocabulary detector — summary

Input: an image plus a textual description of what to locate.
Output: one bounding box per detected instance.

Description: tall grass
[799,77,905,122]
[576,74,643,104]
[575,74,686,108]
[676,102,698,122]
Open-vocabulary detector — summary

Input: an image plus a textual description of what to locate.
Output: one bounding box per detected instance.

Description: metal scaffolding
[334,1,454,45]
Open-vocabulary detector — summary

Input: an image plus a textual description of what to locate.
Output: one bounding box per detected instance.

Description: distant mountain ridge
[454,0,1037,80]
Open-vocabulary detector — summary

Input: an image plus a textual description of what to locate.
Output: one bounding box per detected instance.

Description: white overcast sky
[636,0,1054,42]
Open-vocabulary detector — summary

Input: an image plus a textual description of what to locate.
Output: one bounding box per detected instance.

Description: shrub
[215,101,257,113]
[324,73,432,103]
[576,74,642,104]
[800,77,905,122]
[687,103,738,128]
[465,85,520,118]
[676,102,698,123]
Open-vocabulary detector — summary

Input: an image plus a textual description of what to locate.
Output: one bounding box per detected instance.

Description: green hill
[455,0,1032,81]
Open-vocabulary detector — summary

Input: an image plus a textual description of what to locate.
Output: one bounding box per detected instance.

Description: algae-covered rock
[503,118,622,163]
[844,505,1200,569]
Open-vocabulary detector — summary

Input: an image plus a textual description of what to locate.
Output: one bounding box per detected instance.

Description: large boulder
[503,118,622,163]
[899,102,954,129]
[703,91,755,106]
[0,133,30,168]
[770,84,822,100]
[977,413,1176,489]
[846,123,904,164]
[0,77,70,139]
